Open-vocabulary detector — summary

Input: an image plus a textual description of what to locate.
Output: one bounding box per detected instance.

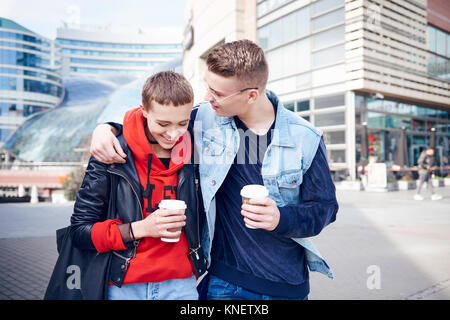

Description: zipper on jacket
[194,175,201,248]
[107,168,143,219]
[113,251,132,272]
[107,168,143,252]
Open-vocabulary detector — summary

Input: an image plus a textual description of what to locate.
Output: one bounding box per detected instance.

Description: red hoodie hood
[123,107,192,177]
[122,107,192,213]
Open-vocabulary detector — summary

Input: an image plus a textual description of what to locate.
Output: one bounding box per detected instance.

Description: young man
[91,40,338,300]
[414,147,443,201]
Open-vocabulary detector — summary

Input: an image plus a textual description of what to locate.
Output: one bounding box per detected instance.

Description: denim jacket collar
[267,90,294,148]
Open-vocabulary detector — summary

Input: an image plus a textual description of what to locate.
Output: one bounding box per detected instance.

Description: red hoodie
[90,107,193,284]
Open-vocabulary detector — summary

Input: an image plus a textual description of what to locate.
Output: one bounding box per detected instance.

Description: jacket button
[211,180,216,186]
[121,264,125,270]
[117,277,121,282]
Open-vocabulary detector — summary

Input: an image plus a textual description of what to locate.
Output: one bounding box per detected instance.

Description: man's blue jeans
[206,275,308,300]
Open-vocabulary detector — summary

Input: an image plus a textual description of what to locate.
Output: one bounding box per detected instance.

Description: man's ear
[248,89,259,104]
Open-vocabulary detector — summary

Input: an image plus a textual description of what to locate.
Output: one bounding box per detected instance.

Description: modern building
[183,0,450,180]
[56,25,183,78]
[182,0,257,102]
[4,57,182,164]
[0,17,64,143]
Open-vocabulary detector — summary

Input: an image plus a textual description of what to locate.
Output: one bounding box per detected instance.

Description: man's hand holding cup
[240,185,280,231]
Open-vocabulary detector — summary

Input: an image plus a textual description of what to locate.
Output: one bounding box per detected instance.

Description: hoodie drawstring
[142,153,153,212]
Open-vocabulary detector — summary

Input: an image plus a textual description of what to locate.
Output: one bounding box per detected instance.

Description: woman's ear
[140,104,148,118]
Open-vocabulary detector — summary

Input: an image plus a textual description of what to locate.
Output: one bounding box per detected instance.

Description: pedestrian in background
[414,147,443,201]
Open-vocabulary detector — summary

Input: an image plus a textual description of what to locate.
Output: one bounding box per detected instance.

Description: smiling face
[141,101,192,150]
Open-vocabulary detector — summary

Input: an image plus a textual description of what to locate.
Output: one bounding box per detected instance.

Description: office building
[0,17,64,142]
[56,25,183,77]
[183,0,450,180]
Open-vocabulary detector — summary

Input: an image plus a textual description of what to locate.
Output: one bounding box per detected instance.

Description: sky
[0,0,187,39]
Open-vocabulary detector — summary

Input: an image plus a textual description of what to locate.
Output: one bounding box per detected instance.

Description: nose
[167,128,183,141]
[204,89,215,103]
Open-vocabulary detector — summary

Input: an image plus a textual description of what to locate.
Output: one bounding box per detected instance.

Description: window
[312,25,345,50]
[428,25,437,52]
[323,131,345,144]
[312,44,345,67]
[266,38,310,80]
[296,72,311,89]
[315,94,345,109]
[258,7,310,51]
[315,112,345,126]
[296,7,310,39]
[312,8,344,31]
[312,0,344,16]
[285,102,295,111]
[327,149,346,163]
[436,28,446,56]
[297,100,310,111]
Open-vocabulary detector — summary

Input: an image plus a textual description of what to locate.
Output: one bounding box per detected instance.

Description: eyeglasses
[206,86,258,105]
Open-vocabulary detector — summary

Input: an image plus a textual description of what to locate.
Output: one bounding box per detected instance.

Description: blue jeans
[206,275,308,300]
[107,275,198,300]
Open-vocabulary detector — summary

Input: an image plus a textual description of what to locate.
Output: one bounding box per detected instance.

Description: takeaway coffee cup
[240,184,269,229]
[158,199,187,242]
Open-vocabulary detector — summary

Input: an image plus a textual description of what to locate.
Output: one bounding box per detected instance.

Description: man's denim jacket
[193,91,334,279]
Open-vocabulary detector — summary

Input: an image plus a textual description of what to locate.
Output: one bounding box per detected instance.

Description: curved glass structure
[97,57,183,125]
[0,17,64,142]
[4,57,181,163]
[3,76,122,162]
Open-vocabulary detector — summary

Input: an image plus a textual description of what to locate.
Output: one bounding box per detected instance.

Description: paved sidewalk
[0,237,57,299]
[0,187,449,300]
[0,202,72,300]
[309,186,450,300]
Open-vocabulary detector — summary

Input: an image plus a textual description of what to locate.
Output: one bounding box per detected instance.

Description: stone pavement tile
[0,236,57,300]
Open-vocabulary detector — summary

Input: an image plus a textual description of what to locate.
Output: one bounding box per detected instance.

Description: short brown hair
[142,71,194,110]
[206,39,268,89]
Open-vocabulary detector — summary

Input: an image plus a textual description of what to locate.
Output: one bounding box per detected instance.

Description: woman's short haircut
[142,71,194,110]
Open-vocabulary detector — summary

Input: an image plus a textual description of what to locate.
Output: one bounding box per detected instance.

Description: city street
[0,186,449,300]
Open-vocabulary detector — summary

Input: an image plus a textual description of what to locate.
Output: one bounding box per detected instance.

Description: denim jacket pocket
[276,171,303,205]
[202,137,226,166]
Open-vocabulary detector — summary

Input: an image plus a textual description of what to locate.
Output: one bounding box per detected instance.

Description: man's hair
[142,71,194,110]
[206,39,269,90]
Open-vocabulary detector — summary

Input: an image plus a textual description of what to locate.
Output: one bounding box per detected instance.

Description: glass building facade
[258,0,348,167]
[0,17,64,142]
[56,28,183,77]
[427,24,450,80]
[355,94,450,168]
[3,76,122,162]
[4,58,182,163]
[256,0,450,180]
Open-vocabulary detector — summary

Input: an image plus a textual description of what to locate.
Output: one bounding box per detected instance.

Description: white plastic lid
[240,184,269,199]
[159,199,187,210]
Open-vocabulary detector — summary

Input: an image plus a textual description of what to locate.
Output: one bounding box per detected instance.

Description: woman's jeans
[107,274,198,300]
[207,275,308,300]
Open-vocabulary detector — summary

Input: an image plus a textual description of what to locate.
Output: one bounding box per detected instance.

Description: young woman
[70,71,206,300]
